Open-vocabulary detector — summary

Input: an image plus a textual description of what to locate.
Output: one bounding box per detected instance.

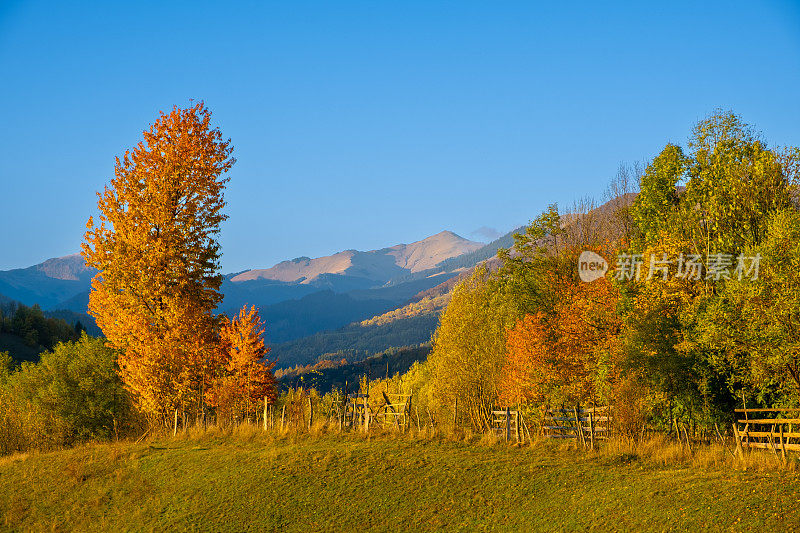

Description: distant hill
[436,226,525,272]
[269,314,439,369]
[265,231,516,368]
[0,254,95,310]
[0,298,93,363]
[1,231,481,318]
[277,345,432,394]
[44,309,101,337]
[0,227,521,365]
[259,290,398,344]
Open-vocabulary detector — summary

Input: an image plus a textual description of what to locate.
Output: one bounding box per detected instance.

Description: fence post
[505,407,511,442]
[732,423,743,459]
[780,425,787,464]
[281,404,286,431]
[574,406,584,449]
[406,393,412,433]
[173,408,178,436]
[768,424,779,457]
[515,410,521,443]
[263,396,268,431]
[681,424,692,454]
[308,397,314,430]
[589,411,595,450]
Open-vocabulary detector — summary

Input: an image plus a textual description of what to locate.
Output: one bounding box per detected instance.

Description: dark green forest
[0,302,89,363]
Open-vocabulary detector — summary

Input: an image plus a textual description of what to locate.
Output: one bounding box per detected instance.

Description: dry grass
[203,417,800,476]
[3,427,800,531]
[533,433,800,473]
[164,420,800,473]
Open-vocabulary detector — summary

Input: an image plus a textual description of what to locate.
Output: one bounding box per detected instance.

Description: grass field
[1,428,799,531]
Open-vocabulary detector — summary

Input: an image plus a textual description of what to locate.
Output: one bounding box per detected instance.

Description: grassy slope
[2,433,799,532]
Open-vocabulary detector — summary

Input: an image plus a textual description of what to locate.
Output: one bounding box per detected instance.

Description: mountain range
[0,254,94,310]
[232,230,482,285]
[0,194,637,370]
[0,230,511,366]
[0,231,480,309]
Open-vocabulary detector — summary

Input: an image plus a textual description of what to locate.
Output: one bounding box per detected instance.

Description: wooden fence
[541,406,612,449]
[733,408,800,458]
[340,391,414,432]
[375,392,412,430]
[489,408,531,443]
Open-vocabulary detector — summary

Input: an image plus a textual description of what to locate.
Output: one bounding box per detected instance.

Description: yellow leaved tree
[206,305,277,423]
[82,102,234,422]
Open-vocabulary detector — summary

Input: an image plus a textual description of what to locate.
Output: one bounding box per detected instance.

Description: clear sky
[1,1,799,273]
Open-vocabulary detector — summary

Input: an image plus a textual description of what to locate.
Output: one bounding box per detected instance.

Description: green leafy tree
[0,334,134,452]
[699,209,800,404]
[630,143,687,249]
[682,110,793,257]
[622,110,799,424]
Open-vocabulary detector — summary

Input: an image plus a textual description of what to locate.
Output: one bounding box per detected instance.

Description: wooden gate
[541,406,612,449]
[734,408,800,457]
[489,408,532,442]
[375,392,412,430]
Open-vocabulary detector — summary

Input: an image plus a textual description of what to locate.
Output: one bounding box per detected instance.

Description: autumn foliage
[207,306,277,421]
[82,102,234,419]
[499,277,621,407]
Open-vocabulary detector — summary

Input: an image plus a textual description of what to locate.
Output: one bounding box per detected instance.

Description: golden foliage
[82,102,234,419]
[206,306,277,421]
[499,277,621,407]
[429,267,513,429]
[359,295,449,327]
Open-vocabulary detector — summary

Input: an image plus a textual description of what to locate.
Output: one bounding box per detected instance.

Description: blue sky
[1,1,799,272]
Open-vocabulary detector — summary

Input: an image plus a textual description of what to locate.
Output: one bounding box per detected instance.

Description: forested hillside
[269,315,438,369]
[436,226,524,272]
[277,345,431,393]
[0,301,88,363]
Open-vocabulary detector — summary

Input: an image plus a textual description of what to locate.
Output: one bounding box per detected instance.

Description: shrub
[0,334,136,454]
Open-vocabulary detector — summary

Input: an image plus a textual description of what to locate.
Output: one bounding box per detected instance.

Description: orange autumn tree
[499,277,621,407]
[82,102,234,421]
[207,305,277,422]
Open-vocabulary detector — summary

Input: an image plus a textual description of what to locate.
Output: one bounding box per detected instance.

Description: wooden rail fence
[541,406,612,449]
[340,391,414,432]
[733,408,800,459]
[490,408,530,443]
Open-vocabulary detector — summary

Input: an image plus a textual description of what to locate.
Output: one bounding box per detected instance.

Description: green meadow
[2,429,798,532]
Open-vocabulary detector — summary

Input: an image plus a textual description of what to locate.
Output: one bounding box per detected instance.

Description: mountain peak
[389,231,481,273]
[36,254,92,281]
[232,231,482,284]
[424,230,468,242]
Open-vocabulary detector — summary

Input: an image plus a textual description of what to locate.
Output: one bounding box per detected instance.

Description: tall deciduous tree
[699,210,800,402]
[682,110,793,257]
[429,267,514,430]
[82,102,234,420]
[629,143,687,249]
